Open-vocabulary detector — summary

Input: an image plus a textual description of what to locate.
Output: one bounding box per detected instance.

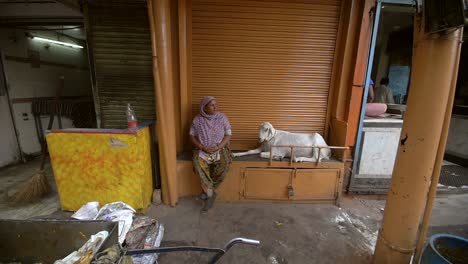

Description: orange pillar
[148,0,178,206]
[372,15,463,263]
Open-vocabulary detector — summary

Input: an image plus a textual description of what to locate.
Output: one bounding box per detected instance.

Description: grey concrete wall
[0,28,91,155]
[446,115,468,159]
[0,95,20,167]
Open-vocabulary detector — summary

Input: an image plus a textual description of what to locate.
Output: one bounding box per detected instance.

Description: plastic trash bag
[71,202,100,220]
[94,202,135,244]
[95,202,136,220]
[126,216,157,249]
[73,201,136,244]
[132,223,165,264]
[54,231,109,264]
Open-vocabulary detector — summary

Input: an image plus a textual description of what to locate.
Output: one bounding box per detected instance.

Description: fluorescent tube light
[32,36,84,49]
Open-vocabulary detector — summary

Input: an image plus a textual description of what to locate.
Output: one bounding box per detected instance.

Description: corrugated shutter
[86,0,155,128]
[191,0,341,148]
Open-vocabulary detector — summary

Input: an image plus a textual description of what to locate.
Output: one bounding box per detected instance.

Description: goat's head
[258,122,275,143]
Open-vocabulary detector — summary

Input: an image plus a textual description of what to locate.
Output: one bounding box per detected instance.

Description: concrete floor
[1,159,468,263]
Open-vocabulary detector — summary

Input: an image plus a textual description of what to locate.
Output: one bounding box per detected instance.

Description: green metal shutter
[86,0,155,128]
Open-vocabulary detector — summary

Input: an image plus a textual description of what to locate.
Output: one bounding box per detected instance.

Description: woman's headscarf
[199,96,222,119]
[190,96,231,147]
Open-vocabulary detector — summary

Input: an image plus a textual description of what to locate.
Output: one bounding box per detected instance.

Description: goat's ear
[267,127,272,137]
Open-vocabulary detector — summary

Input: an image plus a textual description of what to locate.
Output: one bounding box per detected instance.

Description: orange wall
[345,0,375,148]
[326,0,373,152]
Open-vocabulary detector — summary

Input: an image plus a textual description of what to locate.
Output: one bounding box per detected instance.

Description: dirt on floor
[1,160,468,264]
[146,197,382,264]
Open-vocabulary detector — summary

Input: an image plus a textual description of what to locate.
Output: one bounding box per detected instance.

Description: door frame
[0,50,23,164]
[349,0,415,192]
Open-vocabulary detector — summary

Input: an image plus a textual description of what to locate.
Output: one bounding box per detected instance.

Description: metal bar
[290,146,293,166]
[269,145,273,166]
[125,246,224,255]
[210,238,260,264]
[224,238,260,252]
[83,3,101,128]
[380,0,414,5]
[270,145,348,150]
[268,145,349,163]
[316,148,321,166]
[33,115,44,153]
[350,0,382,190]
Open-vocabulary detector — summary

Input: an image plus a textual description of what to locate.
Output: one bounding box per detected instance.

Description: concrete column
[148,0,179,206]
[372,14,463,263]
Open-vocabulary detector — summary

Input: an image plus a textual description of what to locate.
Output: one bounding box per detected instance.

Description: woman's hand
[205,146,218,153]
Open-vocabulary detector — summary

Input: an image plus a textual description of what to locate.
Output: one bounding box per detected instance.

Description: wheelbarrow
[97,237,261,264]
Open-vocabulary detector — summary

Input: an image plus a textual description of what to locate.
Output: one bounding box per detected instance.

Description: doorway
[349,0,415,193]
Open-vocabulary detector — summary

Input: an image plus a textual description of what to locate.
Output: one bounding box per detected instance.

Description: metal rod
[316,148,321,166]
[210,238,260,264]
[290,146,293,166]
[269,145,273,166]
[270,145,348,150]
[125,246,224,255]
[266,145,348,164]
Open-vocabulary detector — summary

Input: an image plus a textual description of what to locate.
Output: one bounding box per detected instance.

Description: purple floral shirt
[189,113,231,148]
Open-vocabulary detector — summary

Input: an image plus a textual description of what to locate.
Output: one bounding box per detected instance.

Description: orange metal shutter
[191,0,342,149]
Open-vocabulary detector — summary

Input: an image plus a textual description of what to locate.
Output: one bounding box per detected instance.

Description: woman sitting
[365,79,387,117]
[190,96,232,211]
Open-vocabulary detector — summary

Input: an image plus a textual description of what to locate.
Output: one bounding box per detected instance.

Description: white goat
[232,122,331,162]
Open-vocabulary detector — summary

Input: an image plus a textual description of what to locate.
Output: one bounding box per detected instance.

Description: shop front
[149,0,375,206]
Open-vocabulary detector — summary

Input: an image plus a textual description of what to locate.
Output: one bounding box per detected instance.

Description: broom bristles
[8,169,51,204]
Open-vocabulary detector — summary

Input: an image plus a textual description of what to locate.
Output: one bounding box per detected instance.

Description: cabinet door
[293,169,339,200]
[243,168,292,200]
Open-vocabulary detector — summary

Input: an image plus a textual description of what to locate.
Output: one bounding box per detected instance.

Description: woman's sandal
[202,192,217,211]
[199,192,208,200]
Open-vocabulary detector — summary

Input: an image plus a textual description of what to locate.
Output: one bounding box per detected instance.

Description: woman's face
[204,100,218,115]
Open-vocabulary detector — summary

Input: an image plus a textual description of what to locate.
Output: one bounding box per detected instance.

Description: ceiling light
[32,36,83,49]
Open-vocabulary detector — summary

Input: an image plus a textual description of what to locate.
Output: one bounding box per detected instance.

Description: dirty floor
[1,159,468,264]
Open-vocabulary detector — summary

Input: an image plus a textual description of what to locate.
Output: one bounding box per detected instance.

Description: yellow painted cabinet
[47,126,153,211]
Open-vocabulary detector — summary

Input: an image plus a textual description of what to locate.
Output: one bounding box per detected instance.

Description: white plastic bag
[132,223,165,264]
[72,201,136,245]
[94,202,136,244]
[95,201,136,220]
[71,202,100,220]
[54,231,109,264]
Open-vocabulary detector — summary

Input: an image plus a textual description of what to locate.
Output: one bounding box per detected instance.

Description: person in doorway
[374,77,395,104]
[190,96,232,211]
[367,79,375,103]
[365,79,388,117]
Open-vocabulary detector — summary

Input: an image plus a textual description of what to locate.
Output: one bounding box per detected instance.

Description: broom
[8,77,64,204]
[7,150,51,204]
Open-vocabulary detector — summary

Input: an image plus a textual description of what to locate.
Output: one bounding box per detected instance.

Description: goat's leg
[232,147,262,157]
[274,155,285,161]
[293,156,317,163]
[260,152,284,160]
